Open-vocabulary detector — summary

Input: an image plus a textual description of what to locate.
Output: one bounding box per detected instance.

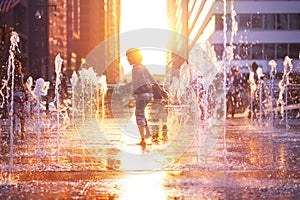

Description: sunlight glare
[120,0,169,75]
[120,172,166,200]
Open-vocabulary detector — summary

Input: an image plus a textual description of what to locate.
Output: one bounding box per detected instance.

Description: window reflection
[265,14,275,30]
[289,14,300,30]
[276,43,288,59]
[214,13,300,31]
[240,44,250,59]
[289,44,300,58]
[214,44,224,60]
[212,12,300,61]
[213,43,300,61]
[264,44,275,60]
[252,44,263,59]
[276,14,288,30]
[252,14,262,29]
[215,14,223,31]
[239,14,251,30]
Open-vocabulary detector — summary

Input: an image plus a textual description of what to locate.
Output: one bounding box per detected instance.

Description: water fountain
[32,77,49,154]
[1,0,300,197]
[88,68,97,117]
[2,31,21,173]
[70,71,78,125]
[78,68,87,121]
[268,59,277,126]
[98,75,108,119]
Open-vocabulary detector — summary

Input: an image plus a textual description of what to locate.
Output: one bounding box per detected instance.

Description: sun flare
[120,0,169,75]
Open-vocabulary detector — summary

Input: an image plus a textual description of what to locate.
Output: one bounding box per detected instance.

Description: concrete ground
[0,114,300,199]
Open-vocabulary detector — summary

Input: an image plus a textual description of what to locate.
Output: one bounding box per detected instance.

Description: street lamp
[35,9,42,20]
[35,4,58,20]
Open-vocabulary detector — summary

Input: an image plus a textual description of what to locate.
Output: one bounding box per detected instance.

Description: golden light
[118,3,170,199]
[120,0,169,75]
[120,172,167,200]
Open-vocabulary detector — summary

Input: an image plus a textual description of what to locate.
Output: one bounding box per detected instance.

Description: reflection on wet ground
[0,117,300,199]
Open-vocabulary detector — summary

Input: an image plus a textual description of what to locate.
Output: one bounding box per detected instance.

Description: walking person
[125,48,167,146]
[226,66,246,118]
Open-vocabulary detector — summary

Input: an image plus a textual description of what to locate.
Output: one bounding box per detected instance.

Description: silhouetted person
[227,66,247,118]
[126,48,167,146]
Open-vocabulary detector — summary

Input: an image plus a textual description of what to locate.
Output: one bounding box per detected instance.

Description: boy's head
[126,48,143,65]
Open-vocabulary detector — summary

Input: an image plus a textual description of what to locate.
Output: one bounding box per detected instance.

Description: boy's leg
[137,126,146,146]
[144,120,151,138]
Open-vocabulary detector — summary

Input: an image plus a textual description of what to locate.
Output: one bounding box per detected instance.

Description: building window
[264,44,275,60]
[233,45,239,59]
[289,43,300,58]
[289,14,300,30]
[276,43,288,59]
[214,44,224,59]
[264,14,275,30]
[238,14,251,30]
[239,44,250,59]
[226,14,232,31]
[227,13,300,31]
[252,14,262,29]
[214,43,299,61]
[215,14,223,31]
[276,14,288,30]
[252,44,263,59]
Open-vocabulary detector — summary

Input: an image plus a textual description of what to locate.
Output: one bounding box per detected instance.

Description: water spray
[54,53,63,161]
[268,60,277,126]
[71,71,78,125]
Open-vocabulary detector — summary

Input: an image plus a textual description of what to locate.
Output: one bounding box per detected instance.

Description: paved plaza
[0,113,299,199]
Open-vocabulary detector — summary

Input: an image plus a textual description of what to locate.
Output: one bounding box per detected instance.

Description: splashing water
[78,68,87,121]
[268,60,277,124]
[54,54,63,160]
[98,75,108,119]
[71,71,79,125]
[257,67,266,123]
[0,79,6,109]
[87,67,97,117]
[179,40,224,162]
[54,53,63,113]
[7,31,21,171]
[277,56,293,121]
[230,0,238,46]
[283,56,293,83]
[269,60,277,75]
[189,41,220,86]
[70,67,106,122]
[33,78,49,154]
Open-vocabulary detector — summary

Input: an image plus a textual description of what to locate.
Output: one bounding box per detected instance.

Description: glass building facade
[167,0,300,72]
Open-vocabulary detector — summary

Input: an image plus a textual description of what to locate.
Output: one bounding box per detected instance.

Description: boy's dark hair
[251,62,258,72]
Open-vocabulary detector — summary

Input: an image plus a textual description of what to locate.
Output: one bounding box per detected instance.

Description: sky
[120,0,168,75]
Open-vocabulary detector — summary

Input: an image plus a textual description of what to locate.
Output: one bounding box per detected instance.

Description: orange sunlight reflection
[120,172,166,200]
[120,0,169,75]
[118,2,169,200]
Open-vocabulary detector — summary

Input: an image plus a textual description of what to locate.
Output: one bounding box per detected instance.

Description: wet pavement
[0,115,300,199]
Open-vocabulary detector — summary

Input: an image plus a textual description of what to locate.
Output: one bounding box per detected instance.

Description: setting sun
[120,0,169,75]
